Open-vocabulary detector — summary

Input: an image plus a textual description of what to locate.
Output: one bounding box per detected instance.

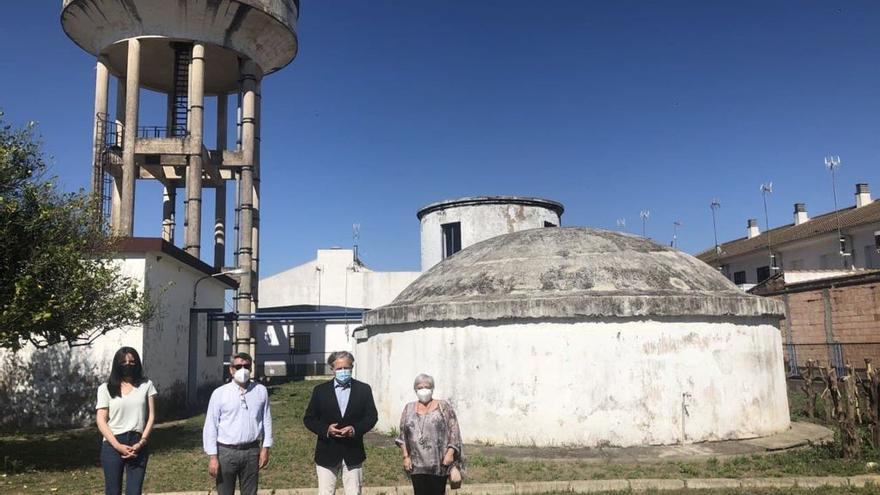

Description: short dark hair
[232,352,253,365]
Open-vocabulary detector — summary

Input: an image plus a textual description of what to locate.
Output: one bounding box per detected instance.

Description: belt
[218,441,260,450]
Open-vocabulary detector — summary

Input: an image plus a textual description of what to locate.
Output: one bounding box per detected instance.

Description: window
[442,222,462,259]
[290,333,311,355]
[544,221,557,228]
[733,271,746,285]
[756,266,770,283]
[206,319,218,357]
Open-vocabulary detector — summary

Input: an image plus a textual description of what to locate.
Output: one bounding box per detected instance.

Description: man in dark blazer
[304,350,378,495]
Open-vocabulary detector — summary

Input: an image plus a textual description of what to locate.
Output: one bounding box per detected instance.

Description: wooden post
[801,359,818,419]
[864,359,880,448]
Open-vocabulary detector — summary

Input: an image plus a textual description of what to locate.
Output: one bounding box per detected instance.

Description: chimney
[747,218,760,238]
[793,203,809,225]
[856,183,872,208]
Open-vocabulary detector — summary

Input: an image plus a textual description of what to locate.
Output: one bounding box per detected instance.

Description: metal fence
[784,342,880,377]
[137,126,189,139]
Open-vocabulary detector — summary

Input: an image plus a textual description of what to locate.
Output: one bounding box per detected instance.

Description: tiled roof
[696,200,880,263]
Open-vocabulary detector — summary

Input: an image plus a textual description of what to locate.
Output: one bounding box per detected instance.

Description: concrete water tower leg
[235,59,260,357]
[214,93,228,269]
[162,186,176,242]
[120,38,140,237]
[91,56,109,200]
[185,43,205,257]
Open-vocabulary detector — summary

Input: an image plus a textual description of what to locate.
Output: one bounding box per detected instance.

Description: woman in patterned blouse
[395,373,463,495]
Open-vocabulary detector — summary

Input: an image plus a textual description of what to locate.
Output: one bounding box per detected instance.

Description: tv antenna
[825,155,847,267]
[640,210,650,238]
[352,223,361,263]
[671,220,682,248]
[760,182,777,272]
[710,198,721,259]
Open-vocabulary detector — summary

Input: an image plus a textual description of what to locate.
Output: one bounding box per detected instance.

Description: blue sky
[2,1,880,276]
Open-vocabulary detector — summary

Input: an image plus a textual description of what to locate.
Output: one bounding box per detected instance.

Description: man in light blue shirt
[203,352,273,495]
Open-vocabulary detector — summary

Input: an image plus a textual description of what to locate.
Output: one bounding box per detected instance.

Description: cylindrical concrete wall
[418,197,564,271]
[354,317,790,447]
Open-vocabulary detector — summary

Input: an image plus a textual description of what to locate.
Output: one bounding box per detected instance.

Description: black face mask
[120,365,136,377]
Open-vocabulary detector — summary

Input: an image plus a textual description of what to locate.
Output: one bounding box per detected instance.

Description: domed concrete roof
[366,227,783,326]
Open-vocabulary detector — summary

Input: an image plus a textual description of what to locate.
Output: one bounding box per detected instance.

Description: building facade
[698,183,880,289]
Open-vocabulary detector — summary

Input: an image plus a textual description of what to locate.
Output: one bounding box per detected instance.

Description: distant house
[697,183,880,290]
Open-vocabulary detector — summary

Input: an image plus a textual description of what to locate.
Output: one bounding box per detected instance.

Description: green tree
[0,114,149,350]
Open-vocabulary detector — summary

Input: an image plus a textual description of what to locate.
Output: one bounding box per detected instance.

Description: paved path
[151,474,880,494]
[365,421,833,464]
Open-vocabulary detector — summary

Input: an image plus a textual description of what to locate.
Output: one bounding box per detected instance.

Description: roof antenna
[825,155,848,268]
[671,220,682,248]
[760,182,778,273]
[710,198,722,262]
[352,223,361,265]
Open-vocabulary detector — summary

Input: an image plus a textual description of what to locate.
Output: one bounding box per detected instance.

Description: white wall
[143,253,226,400]
[355,318,790,447]
[420,204,560,271]
[0,257,146,428]
[259,248,420,309]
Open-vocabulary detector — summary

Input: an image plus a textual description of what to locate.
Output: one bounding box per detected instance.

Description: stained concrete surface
[365,421,832,464]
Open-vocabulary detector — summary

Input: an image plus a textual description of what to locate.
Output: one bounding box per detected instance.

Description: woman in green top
[96,347,157,495]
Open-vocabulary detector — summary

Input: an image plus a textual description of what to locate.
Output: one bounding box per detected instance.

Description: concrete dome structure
[354,227,790,447]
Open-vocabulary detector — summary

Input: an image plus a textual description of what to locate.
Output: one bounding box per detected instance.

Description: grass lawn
[1,380,879,494]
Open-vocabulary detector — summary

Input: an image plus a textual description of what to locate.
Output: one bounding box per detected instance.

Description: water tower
[61,0,299,356]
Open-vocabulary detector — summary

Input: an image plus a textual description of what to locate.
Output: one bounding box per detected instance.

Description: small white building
[698,183,880,288]
[355,227,789,447]
[0,238,234,428]
[249,248,421,375]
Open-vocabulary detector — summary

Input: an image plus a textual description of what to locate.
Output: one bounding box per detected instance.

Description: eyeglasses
[232,364,251,370]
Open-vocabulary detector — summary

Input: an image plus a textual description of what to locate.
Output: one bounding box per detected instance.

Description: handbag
[448,465,463,489]
[437,400,464,489]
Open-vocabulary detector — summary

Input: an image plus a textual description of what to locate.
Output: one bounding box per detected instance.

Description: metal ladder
[170,42,192,137]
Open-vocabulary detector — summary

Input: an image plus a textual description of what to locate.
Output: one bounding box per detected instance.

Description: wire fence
[784,343,880,378]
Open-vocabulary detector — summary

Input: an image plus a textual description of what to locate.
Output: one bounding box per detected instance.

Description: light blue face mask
[335,369,352,385]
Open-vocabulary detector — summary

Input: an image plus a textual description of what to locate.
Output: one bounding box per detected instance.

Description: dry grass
[1,380,879,494]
